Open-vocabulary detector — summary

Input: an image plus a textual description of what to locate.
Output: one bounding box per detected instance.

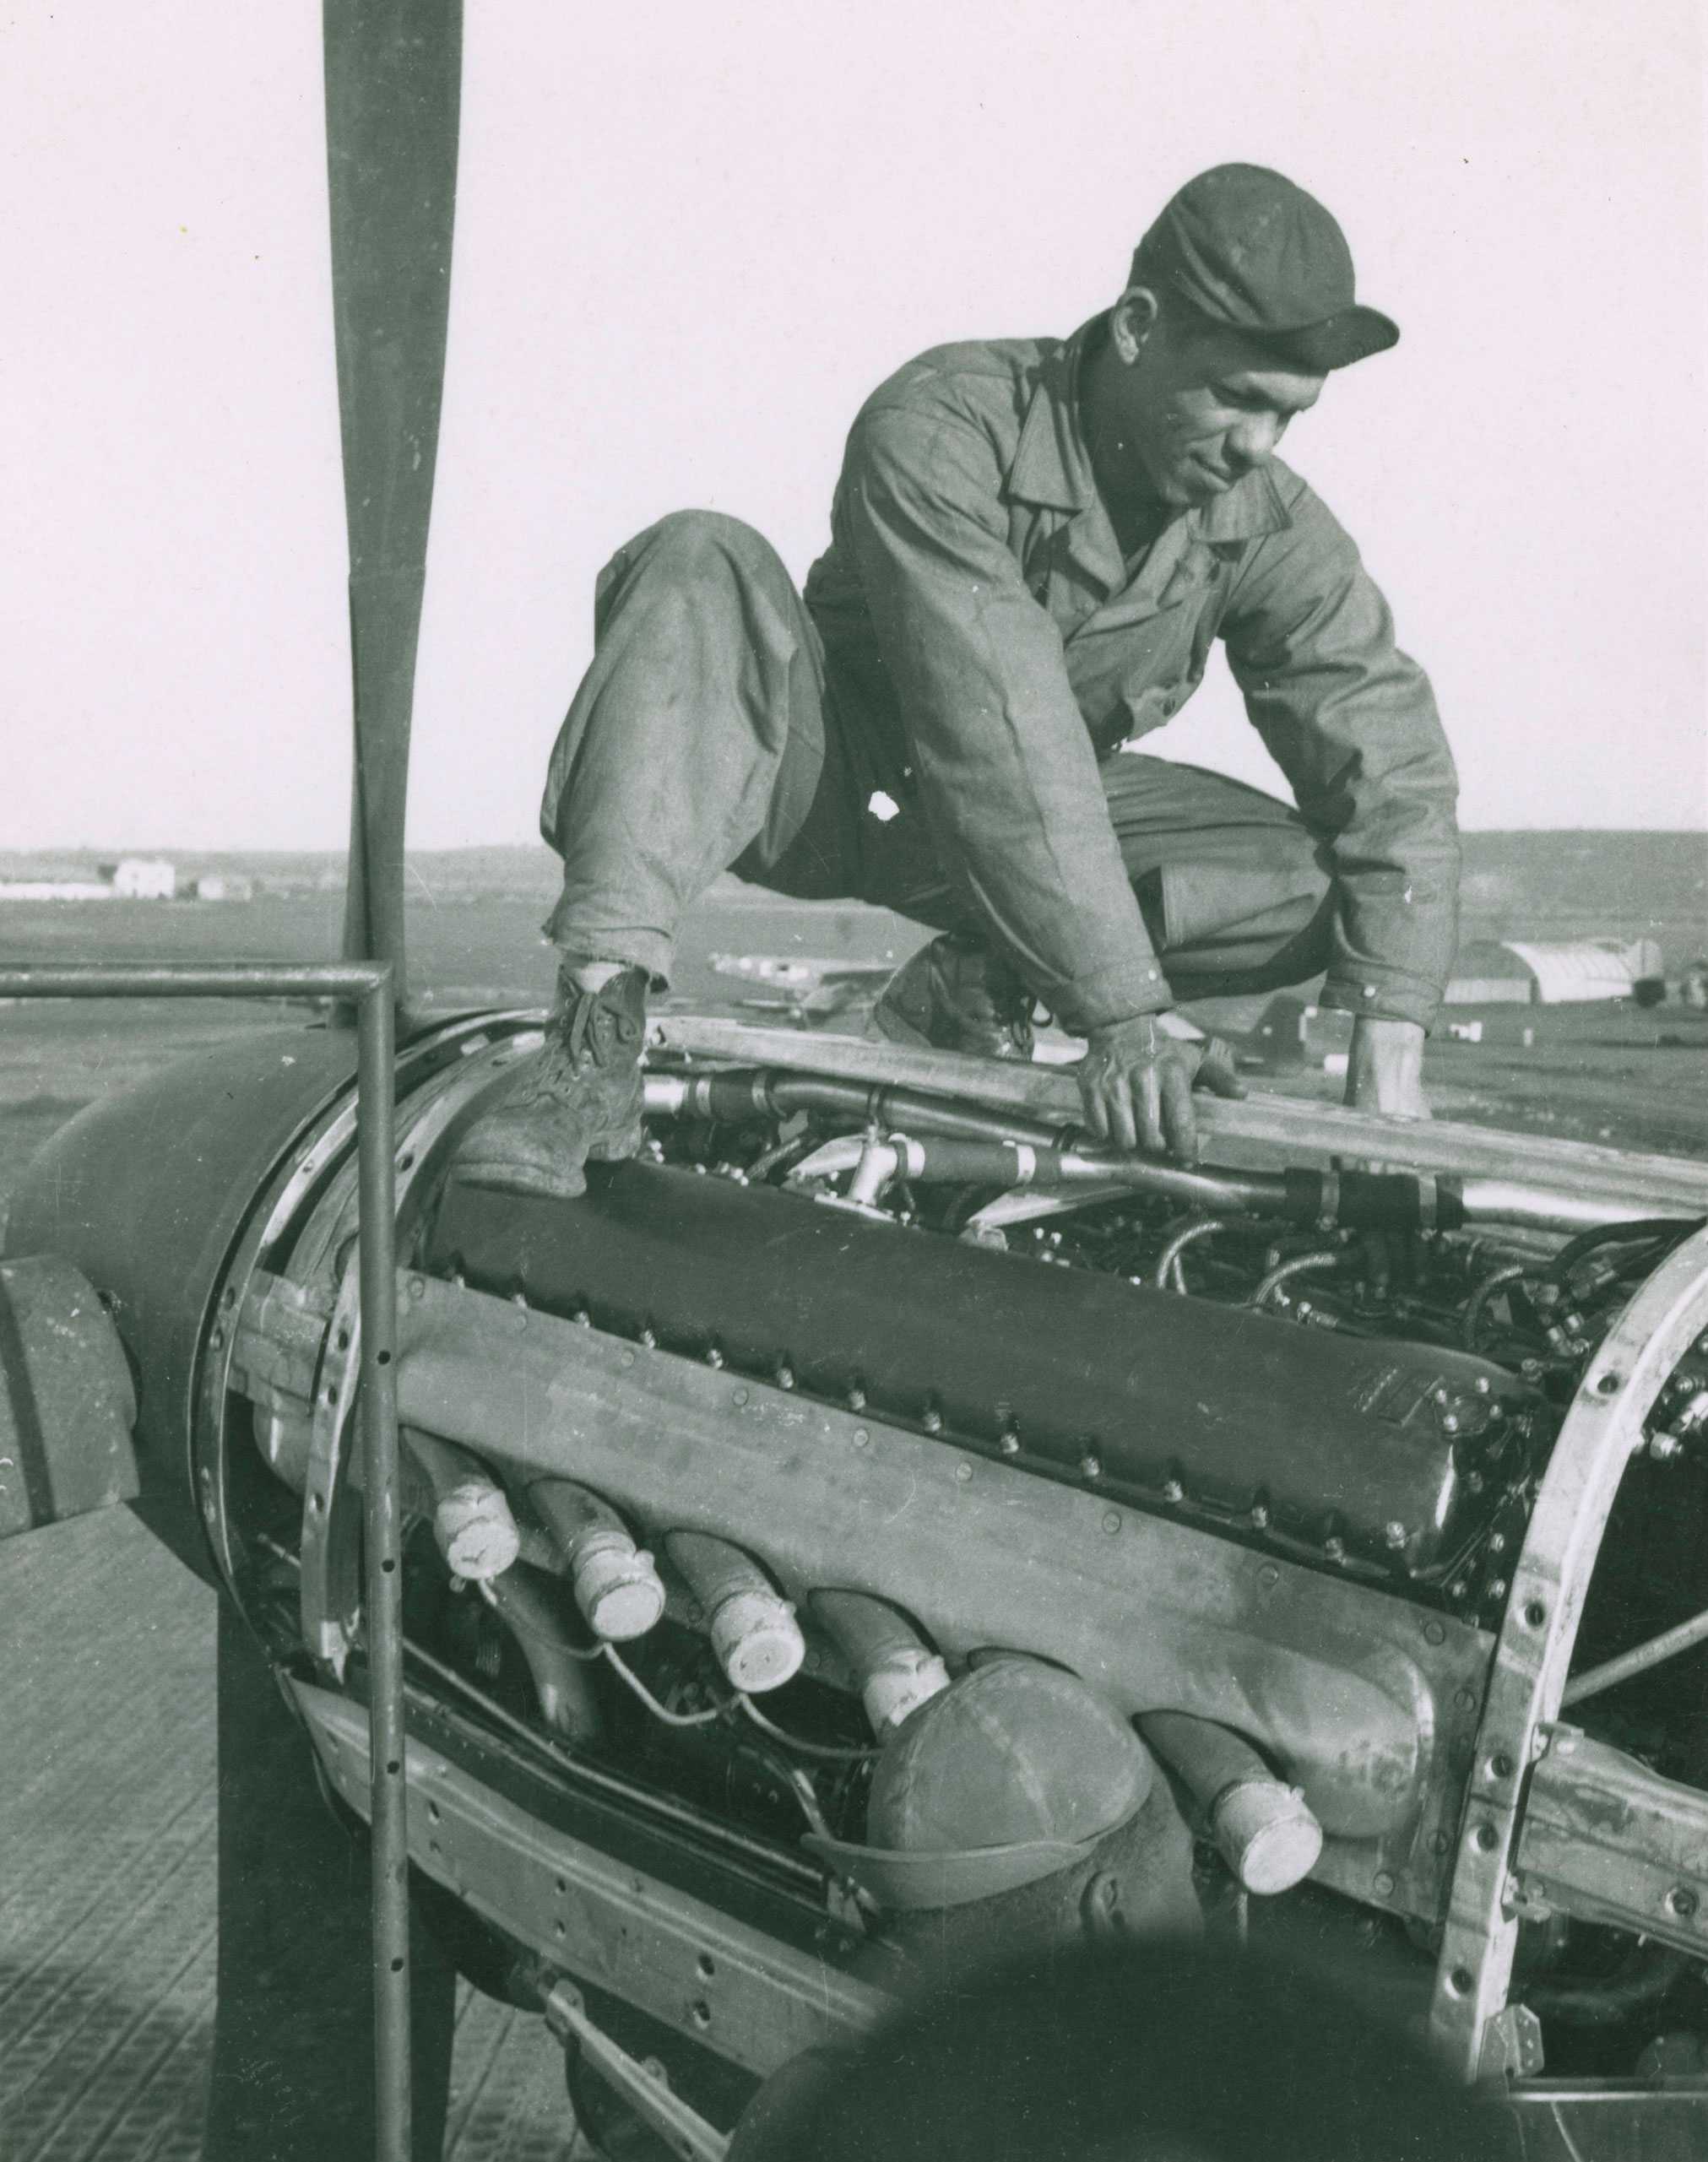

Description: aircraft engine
[10,1009,1708,2132]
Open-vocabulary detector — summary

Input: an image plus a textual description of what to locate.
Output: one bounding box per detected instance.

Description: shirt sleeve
[1221,475,1461,1029]
[843,400,1172,1032]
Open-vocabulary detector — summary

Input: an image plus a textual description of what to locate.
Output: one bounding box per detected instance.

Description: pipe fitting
[528,1478,664,1642]
[667,1531,804,1693]
[810,1590,951,1735]
[1139,1710,1323,1894]
[480,1565,602,1743]
[409,1429,520,1581]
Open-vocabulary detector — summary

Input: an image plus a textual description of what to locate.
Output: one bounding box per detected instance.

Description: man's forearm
[1344,1015,1427,1116]
[1223,474,1461,1028]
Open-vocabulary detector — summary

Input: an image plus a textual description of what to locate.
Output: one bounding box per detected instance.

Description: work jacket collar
[1005,313,1293,571]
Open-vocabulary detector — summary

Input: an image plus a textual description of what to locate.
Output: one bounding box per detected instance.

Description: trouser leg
[203,1601,457,2162]
[865,752,1332,1008]
[540,511,861,983]
[1098,756,1333,999]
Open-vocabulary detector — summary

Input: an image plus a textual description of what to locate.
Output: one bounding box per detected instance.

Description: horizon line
[4,826,1704,857]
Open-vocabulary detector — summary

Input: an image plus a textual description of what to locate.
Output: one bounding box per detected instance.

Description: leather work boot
[454,965,648,1200]
[869,932,1036,1061]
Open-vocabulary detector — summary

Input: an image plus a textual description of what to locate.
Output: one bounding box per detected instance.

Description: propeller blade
[324,0,463,1001]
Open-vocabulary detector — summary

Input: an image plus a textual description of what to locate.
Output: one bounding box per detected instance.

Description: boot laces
[565,982,639,1070]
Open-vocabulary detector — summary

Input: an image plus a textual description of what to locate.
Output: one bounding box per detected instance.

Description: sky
[1,0,1703,852]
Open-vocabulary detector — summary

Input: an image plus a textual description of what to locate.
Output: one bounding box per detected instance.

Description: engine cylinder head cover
[811,1657,1154,1910]
[432,1163,1543,1585]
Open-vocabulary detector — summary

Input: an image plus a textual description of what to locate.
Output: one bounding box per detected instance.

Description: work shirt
[802,316,1460,1035]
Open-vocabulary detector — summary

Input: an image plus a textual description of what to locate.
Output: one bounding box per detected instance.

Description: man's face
[1103,295,1326,509]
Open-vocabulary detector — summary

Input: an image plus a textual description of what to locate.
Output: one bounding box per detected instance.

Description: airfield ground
[1,864,1705,2156]
[2,871,1705,1224]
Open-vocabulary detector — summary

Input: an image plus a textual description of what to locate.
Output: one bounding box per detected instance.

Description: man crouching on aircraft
[458,162,1459,1199]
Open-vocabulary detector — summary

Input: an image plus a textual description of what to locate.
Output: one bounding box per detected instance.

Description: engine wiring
[600,1641,726,1726]
[737,1693,881,1764]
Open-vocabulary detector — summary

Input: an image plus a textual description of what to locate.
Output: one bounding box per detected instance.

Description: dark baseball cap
[804,1658,1153,1910]
[1131,163,1399,372]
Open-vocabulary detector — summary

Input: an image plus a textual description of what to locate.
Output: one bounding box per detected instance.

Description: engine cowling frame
[184,1011,1708,2099]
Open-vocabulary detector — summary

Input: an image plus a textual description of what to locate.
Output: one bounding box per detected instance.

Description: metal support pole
[352,979,408,2160]
[1561,1603,1708,1709]
[0,961,410,2159]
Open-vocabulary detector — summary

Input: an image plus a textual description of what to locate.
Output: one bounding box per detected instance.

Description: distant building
[1445,938,1663,1006]
[1248,996,1353,1069]
[111,858,176,899]
[192,872,254,902]
[0,879,112,902]
[1444,942,1536,1005]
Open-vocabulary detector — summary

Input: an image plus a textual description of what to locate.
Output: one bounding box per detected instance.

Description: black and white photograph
[1,3,1704,2156]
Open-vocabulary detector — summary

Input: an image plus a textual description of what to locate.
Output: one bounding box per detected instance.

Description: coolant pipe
[646,1068,1073,1149]
[1521,1943,1690,2028]
[408,1429,521,1582]
[1138,1710,1323,1894]
[789,1129,1276,1215]
[526,1478,665,1643]
[809,1590,951,1736]
[644,1069,1689,1237]
[665,1532,805,1694]
[1455,1179,1690,1236]
[479,1565,603,1743]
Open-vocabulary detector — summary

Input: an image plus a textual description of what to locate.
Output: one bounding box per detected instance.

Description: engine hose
[1250,1250,1346,1309]
[1543,1216,1708,1287]
[737,1694,880,1764]
[747,1130,819,1183]
[475,1574,605,1658]
[1523,1943,1689,2028]
[1153,1217,1230,1293]
[1462,1264,1532,1350]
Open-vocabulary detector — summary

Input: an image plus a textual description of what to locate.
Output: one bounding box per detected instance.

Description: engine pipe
[644,1070,1661,1237]
[809,1591,952,1736]
[1138,1710,1324,1894]
[1152,1216,1231,1293]
[666,1532,805,1694]
[526,1477,666,1643]
[409,1430,520,1581]
[478,1566,604,1743]
[1250,1251,1347,1310]
[1559,1601,1708,1710]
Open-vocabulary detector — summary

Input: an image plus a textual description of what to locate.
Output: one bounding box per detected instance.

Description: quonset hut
[1445,938,1663,1005]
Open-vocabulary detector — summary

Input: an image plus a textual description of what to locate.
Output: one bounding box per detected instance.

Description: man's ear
[1110,286,1161,365]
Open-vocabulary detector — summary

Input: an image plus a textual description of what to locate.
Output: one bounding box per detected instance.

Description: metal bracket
[296,1029,540,1670]
[545,1982,731,2162]
[1477,2003,1545,2084]
[1428,1226,1708,2081]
